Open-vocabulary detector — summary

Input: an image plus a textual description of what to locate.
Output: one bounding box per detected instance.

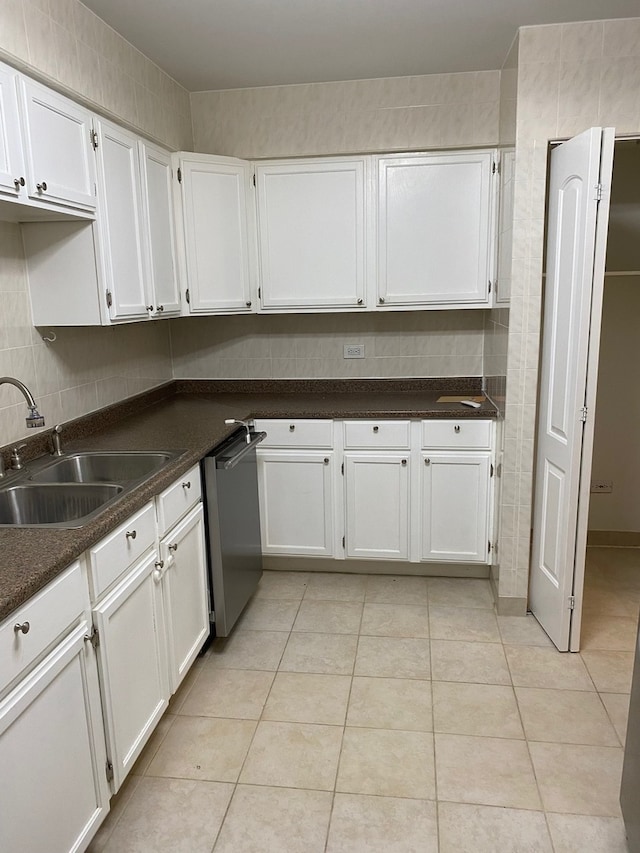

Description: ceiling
[81,0,640,91]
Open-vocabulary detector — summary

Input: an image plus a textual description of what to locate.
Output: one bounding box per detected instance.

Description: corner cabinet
[376,150,497,307]
[175,153,256,314]
[255,157,369,310]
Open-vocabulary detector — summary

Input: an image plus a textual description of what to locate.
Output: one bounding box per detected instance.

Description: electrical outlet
[591,481,613,493]
[344,344,365,359]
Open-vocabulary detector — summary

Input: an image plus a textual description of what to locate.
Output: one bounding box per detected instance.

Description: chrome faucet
[0,377,45,429]
[224,418,253,443]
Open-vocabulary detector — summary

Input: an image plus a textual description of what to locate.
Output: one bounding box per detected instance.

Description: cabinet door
[19,77,96,210]
[93,550,168,791]
[256,157,368,309]
[421,452,490,562]
[0,62,25,198]
[257,450,334,556]
[160,504,208,693]
[140,142,180,316]
[95,119,149,321]
[377,150,495,306]
[180,154,255,313]
[0,623,109,853]
[344,452,410,560]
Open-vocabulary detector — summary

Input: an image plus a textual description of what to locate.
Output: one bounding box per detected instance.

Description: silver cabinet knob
[14,176,25,188]
[168,543,178,553]
[156,304,164,312]
[454,425,461,433]
[379,296,385,304]
[289,424,295,431]
[424,458,431,465]
[125,530,137,540]
[373,425,379,433]
[14,621,30,634]
[146,305,154,312]
[401,459,407,466]
[246,301,252,308]
[36,181,48,192]
[324,457,330,464]
[182,481,191,489]
[357,298,363,305]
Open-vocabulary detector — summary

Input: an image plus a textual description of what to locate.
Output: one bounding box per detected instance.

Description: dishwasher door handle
[218,431,267,469]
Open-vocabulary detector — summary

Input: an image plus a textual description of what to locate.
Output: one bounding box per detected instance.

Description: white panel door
[256,157,368,309]
[93,550,168,791]
[0,624,109,853]
[530,127,614,651]
[0,62,25,198]
[344,452,410,560]
[159,504,208,693]
[140,142,180,316]
[257,451,334,556]
[19,77,96,210]
[180,154,254,313]
[421,452,490,563]
[377,150,495,306]
[96,120,149,321]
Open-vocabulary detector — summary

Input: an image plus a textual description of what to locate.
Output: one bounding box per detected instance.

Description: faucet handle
[10,444,27,470]
[51,424,64,456]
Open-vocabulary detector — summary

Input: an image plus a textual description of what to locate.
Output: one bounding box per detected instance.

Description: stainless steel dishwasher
[203,426,267,637]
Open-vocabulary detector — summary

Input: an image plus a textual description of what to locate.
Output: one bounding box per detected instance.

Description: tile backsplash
[170,311,485,380]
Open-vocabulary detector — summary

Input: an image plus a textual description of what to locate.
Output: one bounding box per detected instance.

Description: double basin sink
[0,451,180,527]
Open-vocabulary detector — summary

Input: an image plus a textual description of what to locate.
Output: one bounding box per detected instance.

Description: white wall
[588,277,640,532]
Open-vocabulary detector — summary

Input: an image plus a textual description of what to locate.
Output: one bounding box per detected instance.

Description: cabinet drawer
[0,561,86,692]
[254,419,333,448]
[344,420,411,449]
[89,502,156,600]
[422,420,492,450]
[156,464,202,535]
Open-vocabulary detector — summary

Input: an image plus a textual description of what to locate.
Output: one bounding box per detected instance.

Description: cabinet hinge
[568,595,576,610]
[488,280,492,293]
[185,288,190,304]
[490,463,494,478]
[341,462,344,475]
[105,290,112,308]
[492,160,499,174]
[84,625,99,649]
[342,535,345,549]
[252,172,256,187]
[594,183,602,201]
[105,760,114,783]
[258,286,261,299]
[580,406,588,423]
[90,128,98,150]
[488,540,492,553]
[177,166,182,184]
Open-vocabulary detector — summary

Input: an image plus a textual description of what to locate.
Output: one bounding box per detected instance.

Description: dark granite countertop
[0,378,497,621]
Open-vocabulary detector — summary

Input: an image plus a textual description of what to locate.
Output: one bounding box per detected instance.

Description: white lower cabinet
[159,503,209,693]
[421,452,491,563]
[344,452,410,560]
[93,549,168,791]
[257,450,335,556]
[0,563,109,853]
[256,417,495,566]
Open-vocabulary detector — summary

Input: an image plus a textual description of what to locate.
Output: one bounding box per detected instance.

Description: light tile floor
[89,547,640,852]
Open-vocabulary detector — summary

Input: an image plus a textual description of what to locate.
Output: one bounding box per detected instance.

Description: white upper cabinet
[95,119,148,321]
[376,150,497,307]
[256,157,369,310]
[0,63,26,199]
[19,77,96,212]
[178,153,255,314]
[140,142,180,317]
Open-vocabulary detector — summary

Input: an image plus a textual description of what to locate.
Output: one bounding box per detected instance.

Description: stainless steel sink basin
[0,483,124,527]
[30,451,177,485]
